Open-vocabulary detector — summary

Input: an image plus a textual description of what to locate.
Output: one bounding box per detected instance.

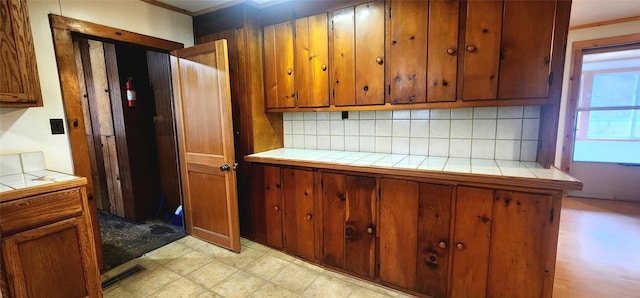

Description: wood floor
[553,197,640,297]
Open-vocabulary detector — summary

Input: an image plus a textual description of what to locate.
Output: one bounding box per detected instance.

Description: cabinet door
[321,173,376,278]
[2,217,101,297]
[264,165,283,249]
[498,0,555,99]
[0,0,42,107]
[387,0,428,104]
[281,168,315,259]
[451,186,494,297]
[331,7,356,106]
[344,175,376,278]
[295,13,329,107]
[416,183,452,297]
[321,172,346,268]
[355,1,385,105]
[461,0,503,100]
[486,190,553,297]
[263,21,295,108]
[379,178,419,290]
[426,0,459,102]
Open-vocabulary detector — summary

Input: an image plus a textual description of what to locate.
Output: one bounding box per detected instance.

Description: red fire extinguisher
[126,77,137,107]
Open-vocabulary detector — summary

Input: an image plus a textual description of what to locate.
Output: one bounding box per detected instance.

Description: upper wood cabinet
[462,0,557,101]
[295,13,330,107]
[264,21,296,108]
[262,0,568,111]
[0,0,43,107]
[332,1,385,106]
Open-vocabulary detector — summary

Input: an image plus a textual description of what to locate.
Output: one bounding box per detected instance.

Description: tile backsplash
[283,106,540,161]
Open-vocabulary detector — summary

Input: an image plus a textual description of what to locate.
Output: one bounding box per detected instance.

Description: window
[573,48,640,164]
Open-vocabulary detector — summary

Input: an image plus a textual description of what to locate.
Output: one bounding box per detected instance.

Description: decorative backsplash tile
[283,106,541,161]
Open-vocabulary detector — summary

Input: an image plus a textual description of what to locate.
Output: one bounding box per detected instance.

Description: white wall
[556,20,640,201]
[0,0,193,174]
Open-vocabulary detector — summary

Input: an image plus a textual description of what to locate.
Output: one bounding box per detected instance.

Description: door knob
[220,164,231,171]
[232,163,239,170]
[366,225,375,234]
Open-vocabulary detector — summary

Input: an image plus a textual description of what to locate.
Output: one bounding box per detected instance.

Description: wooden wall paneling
[379,178,418,290]
[416,183,452,297]
[487,191,553,296]
[193,4,244,39]
[102,135,125,217]
[387,0,428,104]
[104,42,141,220]
[260,0,371,27]
[313,170,323,262]
[75,39,107,212]
[146,50,182,213]
[321,172,346,268]
[344,175,376,278]
[539,0,572,168]
[498,0,555,99]
[295,169,315,260]
[355,1,385,105]
[74,37,105,269]
[461,1,503,100]
[426,0,459,102]
[243,5,283,153]
[281,168,298,254]
[264,165,283,248]
[450,186,494,297]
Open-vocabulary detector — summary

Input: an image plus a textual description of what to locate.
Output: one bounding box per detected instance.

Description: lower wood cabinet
[379,178,452,297]
[451,186,558,297]
[0,179,102,297]
[251,164,563,298]
[320,173,376,278]
[261,165,316,260]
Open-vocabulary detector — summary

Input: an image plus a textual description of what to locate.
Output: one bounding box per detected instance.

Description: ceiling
[149,0,640,27]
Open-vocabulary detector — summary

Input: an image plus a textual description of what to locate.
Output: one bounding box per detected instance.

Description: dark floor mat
[99,210,186,271]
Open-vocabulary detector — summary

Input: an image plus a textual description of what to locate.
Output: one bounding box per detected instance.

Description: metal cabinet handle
[321,64,327,71]
[376,57,383,64]
[366,225,375,234]
[305,214,312,220]
[274,205,280,211]
[456,243,465,250]
[287,68,292,75]
[447,48,457,56]
[466,45,477,52]
[439,241,447,249]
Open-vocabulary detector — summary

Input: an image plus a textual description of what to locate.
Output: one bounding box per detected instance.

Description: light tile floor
[102,237,412,297]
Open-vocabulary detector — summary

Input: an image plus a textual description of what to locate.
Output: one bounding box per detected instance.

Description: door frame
[561,32,640,172]
[49,14,183,268]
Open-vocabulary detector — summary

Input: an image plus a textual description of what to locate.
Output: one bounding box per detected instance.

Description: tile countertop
[245,148,583,191]
[0,170,79,192]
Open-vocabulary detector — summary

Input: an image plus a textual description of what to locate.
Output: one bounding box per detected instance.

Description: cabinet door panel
[345,175,376,278]
[2,217,96,297]
[487,191,553,297]
[499,0,555,99]
[264,165,283,249]
[321,173,346,268]
[379,179,419,290]
[282,168,298,254]
[355,1,385,105]
[295,170,315,260]
[332,7,356,106]
[263,25,278,108]
[426,0,459,102]
[388,0,428,104]
[416,183,452,297]
[296,14,329,107]
[451,186,494,297]
[276,22,296,107]
[462,1,503,100]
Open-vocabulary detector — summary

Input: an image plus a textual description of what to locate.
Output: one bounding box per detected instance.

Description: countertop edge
[245,155,583,192]
[0,177,87,203]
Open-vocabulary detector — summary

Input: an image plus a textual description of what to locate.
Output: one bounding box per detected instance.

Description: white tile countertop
[245,148,583,191]
[0,170,79,191]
